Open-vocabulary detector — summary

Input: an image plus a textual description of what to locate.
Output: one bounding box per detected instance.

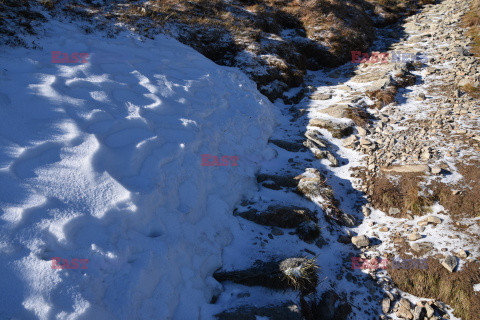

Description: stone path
[212,0,479,318]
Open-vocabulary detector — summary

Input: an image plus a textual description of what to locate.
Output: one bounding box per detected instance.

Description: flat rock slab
[310,92,332,100]
[381,164,429,173]
[309,119,354,138]
[317,104,350,119]
[410,242,434,252]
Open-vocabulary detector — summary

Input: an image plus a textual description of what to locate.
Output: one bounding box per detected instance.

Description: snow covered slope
[0,20,277,319]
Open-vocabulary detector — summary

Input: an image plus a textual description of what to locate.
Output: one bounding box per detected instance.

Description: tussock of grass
[388,258,480,320]
[345,106,371,127]
[461,83,480,98]
[463,0,480,56]
[281,257,319,293]
[371,174,433,216]
[367,87,398,108]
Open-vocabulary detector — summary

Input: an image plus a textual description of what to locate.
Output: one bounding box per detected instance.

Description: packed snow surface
[0,20,277,319]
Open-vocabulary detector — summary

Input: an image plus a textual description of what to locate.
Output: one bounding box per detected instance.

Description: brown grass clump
[370,161,480,218]
[281,257,319,293]
[371,173,433,216]
[345,106,372,127]
[366,87,398,109]
[463,0,480,56]
[388,258,480,320]
[461,83,480,98]
[431,162,480,218]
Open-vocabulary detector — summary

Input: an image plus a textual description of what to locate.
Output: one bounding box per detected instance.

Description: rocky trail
[211,0,480,319]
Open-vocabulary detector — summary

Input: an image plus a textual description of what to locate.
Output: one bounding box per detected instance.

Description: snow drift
[0,20,277,319]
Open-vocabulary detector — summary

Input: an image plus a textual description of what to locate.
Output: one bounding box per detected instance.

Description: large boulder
[308,119,354,138]
[213,258,318,293]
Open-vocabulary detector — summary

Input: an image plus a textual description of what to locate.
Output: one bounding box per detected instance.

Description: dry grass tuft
[282,257,319,293]
[461,83,480,98]
[463,0,480,56]
[367,87,398,109]
[388,258,480,320]
[345,106,372,127]
[371,173,433,216]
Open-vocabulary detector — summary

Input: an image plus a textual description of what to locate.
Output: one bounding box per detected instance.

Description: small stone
[311,92,332,100]
[389,208,401,215]
[352,235,370,248]
[410,242,434,252]
[362,207,371,217]
[381,164,430,174]
[408,232,422,241]
[382,298,391,314]
[360,138,372,145]
[456,249,468,259]
[396,298,413,319]
[343,135,357,147]
[425,303,434,317]
[413,305,425,320]
[379,227,390,232]
[417,220,429,227]
[358,127,368,136]
[441,255,458,272]
[426,216,442,224]
[431,166,442,174]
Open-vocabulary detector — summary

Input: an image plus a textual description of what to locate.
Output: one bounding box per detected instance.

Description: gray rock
[367,76,392,91]
[381,164,430,174]
[309,119,354,138]
[396,298,413,320]
[318,104,350,118]
[362,207,371,217]
[389,208,401,215]
[425,303,434,318]
[357,126,368,136]
[343,135,357,148]
[360,138,372,145]
[305,131,328,148]
[426,216,442,224]
[413,305,426,320]
[430,166,442,175]
[352,235,370,248]
[441,255,458,272]
[456,249,468,259]
[410,242,434,252]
